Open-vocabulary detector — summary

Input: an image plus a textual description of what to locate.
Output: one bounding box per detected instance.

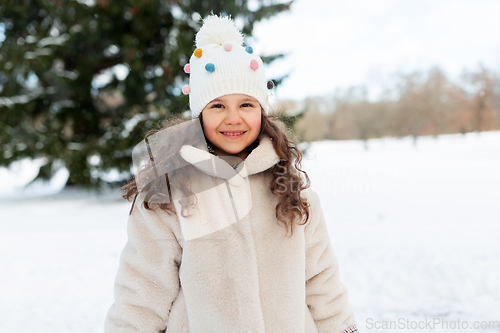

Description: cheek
[202,113,219,140]
[246,113,262,132]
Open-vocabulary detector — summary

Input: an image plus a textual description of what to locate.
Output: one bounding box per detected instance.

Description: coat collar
[179,133,280,184]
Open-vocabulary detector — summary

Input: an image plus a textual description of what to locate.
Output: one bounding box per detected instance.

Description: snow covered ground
[1,131,499,333]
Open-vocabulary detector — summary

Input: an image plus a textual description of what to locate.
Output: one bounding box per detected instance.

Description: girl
[105,15,358,333]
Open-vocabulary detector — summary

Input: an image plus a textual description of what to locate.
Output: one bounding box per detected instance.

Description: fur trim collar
[179,133,279,184]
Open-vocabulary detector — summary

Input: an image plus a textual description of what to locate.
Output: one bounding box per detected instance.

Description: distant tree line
[295,64,500,147]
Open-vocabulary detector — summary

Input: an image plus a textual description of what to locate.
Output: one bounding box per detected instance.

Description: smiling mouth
[220,131,247,136]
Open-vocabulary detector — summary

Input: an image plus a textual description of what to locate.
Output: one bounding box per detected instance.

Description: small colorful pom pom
[267,80,275,90]
[183,64,190,74]
[182,85,191,95]
[205,63,215,72]
[223,43,232,51]
[194,48,202,57]
[250,59,259,71]
[245,46,253,54]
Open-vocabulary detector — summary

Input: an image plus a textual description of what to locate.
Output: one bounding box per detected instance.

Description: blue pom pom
[205,63,215,72]
[245,46,253,54]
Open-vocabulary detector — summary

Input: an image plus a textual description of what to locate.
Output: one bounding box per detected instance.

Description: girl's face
[201,94,262,161]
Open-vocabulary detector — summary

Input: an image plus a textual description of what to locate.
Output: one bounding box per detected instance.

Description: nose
[225,106,242,125]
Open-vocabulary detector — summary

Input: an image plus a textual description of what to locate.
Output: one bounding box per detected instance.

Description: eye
[211,103,224,109]
[241,103,254,108]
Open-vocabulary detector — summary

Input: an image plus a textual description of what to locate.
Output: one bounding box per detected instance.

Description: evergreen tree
[0,0,291,190]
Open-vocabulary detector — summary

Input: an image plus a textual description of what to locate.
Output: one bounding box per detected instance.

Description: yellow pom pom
[194,48,203,58]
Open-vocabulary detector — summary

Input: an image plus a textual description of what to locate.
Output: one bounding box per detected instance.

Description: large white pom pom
[195,15,244,48]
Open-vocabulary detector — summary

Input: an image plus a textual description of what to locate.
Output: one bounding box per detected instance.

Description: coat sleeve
[105,198,182,333]
[304,189,358,333]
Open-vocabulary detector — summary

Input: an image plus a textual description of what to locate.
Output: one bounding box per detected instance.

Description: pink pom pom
[183,64,190,74]
[223,43,232,51]
[182,85,191,95]
[250,59,259,71]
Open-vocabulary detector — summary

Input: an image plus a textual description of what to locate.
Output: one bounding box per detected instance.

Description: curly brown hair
[121,108,311,237]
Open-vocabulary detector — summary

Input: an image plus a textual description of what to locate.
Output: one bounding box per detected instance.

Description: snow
[37,33,71,48]
[0,87,45,107]
[1,131,499,332]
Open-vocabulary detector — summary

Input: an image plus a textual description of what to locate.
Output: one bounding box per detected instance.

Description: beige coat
[105,133,358,333]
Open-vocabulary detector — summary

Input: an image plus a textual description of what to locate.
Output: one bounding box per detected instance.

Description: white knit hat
[182,15,272,119]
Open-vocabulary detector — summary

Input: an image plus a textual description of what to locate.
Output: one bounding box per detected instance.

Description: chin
[223,148,244,155]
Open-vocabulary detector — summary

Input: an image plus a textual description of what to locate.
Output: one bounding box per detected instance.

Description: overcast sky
[249,0,500,101]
